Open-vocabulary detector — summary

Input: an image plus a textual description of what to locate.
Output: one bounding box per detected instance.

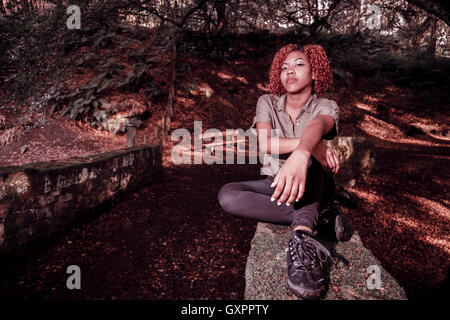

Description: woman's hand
[312,142,339,174]
[270,149,310,206]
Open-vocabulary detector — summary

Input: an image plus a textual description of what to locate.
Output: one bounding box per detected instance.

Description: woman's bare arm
[255,120,335,163]
[255,122,298,155]
[293,115,335,155]
[270,115,336,205]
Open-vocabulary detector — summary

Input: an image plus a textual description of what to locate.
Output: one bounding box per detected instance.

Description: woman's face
[280,50,314,94]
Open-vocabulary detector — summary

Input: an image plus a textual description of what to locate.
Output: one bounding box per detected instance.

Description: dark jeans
[218,157,332,231]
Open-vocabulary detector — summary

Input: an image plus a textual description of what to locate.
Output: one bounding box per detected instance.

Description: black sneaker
[286,230,333,299]
[317,207,354,242]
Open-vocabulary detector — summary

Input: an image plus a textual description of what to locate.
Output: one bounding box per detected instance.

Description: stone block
[58,192,73,203]
[30,219,53,236]
[15,227,32,242]
[120,173,132,191]
[0,202,10,219]
[244,222,407,300]
[324,136,375,187]
[53,200,71,216]
[38,192,58,207]
[109,175,120,191]
[0,172,31,201]
[4,209,37,233]
[36,207,52,220]
[0,223,4,245]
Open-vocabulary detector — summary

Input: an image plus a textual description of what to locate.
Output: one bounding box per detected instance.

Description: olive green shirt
[250,93,340,176]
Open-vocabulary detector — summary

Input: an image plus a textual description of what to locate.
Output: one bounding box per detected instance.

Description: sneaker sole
[286,278,327,300]
[335,214,354,242]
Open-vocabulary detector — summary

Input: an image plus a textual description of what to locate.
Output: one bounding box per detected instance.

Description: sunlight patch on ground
[387,109,450,141]
[391,214,419,230]
[359,114,404,139]
[346,186,383,206]
[363,94,381,103]
[256,82,270,92]
[214,71,248,85]
[198,82,214,97]
[216,71,233,80]
[175,96,196,105]
[391,214,450,255]
[358,114,444,146]
[423,234,450,255]
[354,102,376,113]
[384,85,404,95]
[410,121,450,141]
[389,193,450,255]
[216,96,235,108]
[235,76,248,84]
[404,194,450,222]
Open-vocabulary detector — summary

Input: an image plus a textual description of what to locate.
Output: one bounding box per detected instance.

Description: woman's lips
[286,78,297,84]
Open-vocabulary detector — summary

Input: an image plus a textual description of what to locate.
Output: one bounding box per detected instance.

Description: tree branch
[406,0,450,26]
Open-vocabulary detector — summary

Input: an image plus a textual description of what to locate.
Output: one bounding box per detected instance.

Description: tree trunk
[214,0,227,35]
[427,16,438,55]
[202,2,211,33]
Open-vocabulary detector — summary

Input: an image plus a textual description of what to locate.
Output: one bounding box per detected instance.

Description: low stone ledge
[244,223,407,300]
[0,144,162,255]
[323,136,376,187]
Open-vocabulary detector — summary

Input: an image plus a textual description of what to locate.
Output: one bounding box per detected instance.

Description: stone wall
[0,144,162,255]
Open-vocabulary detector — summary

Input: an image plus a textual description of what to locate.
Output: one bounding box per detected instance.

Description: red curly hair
[269,43,333,96]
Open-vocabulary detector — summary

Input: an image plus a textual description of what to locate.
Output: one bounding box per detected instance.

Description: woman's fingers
[286,180,299,205]
[278,175,293,204]
[333,151,340,174]
[319,155,329,171]
[329,149,339,174]
[326,153,333,171]
[328,150,336,171]
[271,174,286,202]
[325,148,339,174]
[270,173,279,188]
[296,181,305,202]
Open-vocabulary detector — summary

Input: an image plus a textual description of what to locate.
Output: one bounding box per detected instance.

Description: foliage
[1,0,449,120]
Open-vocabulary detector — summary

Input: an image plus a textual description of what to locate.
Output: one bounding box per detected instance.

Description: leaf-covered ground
[0,29,448,299]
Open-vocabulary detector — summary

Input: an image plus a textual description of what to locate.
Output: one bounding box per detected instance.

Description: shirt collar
[276,93,317,113]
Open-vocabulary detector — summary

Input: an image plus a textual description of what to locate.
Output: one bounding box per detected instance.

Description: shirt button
[296,123,299,126]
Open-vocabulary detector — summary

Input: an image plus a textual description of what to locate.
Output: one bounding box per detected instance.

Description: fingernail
[286,202,290,206]
[295,199,299,202]
[270,183,275,187]
[271,197,275,202]
[277,201,281,206]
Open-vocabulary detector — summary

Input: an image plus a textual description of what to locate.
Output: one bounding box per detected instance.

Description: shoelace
[290,237,334,279]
